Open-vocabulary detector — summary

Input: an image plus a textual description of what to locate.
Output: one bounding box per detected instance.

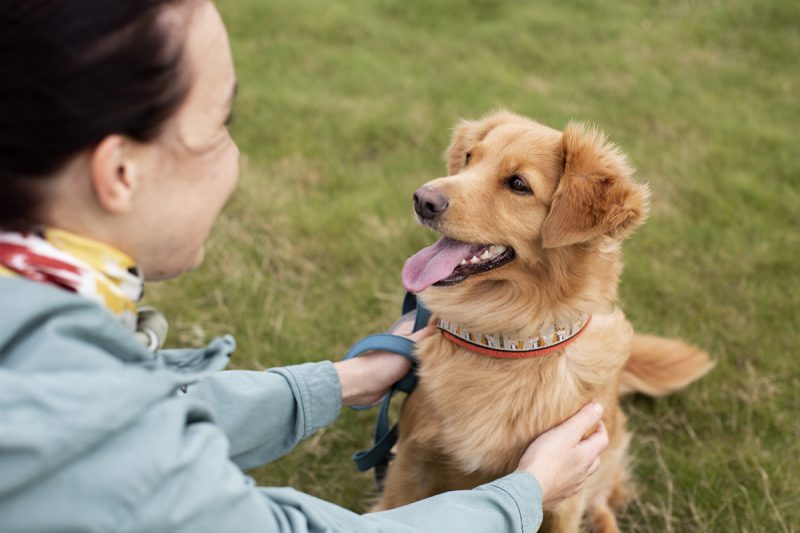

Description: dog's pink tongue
[402,237,473,294]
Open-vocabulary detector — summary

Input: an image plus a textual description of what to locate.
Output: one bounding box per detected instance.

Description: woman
[0,1,608,531]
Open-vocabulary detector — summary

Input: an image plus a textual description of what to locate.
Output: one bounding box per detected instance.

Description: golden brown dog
[375,111,713,532]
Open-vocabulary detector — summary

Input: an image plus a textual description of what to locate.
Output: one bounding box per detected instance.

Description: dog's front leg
[369,389,446,512]
[541,492,586,533]
[369,437,443,511]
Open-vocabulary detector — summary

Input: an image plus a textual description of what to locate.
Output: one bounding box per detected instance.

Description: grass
[145,0,799,530]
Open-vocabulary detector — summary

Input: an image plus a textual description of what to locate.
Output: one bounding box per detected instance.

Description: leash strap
[342,293,431,486]
[403,291,432,333]
[342,334,418,412]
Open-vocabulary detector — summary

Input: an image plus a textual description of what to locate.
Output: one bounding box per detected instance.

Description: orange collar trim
[437,314,592,359]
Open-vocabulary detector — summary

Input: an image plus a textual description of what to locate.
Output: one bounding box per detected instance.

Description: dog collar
[437,313,591,359]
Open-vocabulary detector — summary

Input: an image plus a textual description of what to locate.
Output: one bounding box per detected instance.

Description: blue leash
[342,292,431,489]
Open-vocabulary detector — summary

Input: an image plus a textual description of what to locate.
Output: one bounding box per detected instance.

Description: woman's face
[129,0,239,280]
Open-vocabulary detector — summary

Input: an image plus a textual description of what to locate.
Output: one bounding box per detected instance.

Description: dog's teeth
[480,250,491,260]
[495,245,506,253]
[469,256,480,264]
[460,259,467,266]
[489,245,501,254]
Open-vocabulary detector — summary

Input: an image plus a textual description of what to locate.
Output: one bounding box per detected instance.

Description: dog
[373,111,713,532]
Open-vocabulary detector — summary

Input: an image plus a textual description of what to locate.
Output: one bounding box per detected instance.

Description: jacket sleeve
[126,414,543,533]
[256,474,543,533]
[183,361,341,469]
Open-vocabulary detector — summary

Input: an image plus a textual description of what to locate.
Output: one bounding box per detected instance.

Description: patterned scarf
[0,228,144,331]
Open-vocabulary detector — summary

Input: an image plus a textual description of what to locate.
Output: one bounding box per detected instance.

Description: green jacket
[0,277,543,532]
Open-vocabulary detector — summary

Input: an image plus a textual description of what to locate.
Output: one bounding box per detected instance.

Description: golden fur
[372,111,714,532]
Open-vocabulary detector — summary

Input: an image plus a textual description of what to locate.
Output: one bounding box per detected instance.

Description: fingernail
[593,403,603,415]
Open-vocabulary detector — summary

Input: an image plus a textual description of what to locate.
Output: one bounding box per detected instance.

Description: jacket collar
[0,276,234,378]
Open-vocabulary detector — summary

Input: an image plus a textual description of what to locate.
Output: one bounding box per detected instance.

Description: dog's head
[402,111,649,327]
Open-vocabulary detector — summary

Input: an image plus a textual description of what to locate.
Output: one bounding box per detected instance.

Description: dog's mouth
[401,236,516,294]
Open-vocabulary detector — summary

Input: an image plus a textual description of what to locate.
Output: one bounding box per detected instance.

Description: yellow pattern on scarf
[46,229,140,319]
[0,228,142,328]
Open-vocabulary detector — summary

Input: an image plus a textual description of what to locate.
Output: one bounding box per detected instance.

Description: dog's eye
[465,152,472,165]
[506,175,532,195]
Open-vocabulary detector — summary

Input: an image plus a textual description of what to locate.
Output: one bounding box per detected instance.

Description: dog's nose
[413,186,449,220]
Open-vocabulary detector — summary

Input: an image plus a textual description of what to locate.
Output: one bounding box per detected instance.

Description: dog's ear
[446,119,481,176]
[445,111,527,175]
[541,122,650,249]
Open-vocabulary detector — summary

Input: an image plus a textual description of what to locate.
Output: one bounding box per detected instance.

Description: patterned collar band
[437,313,591,359]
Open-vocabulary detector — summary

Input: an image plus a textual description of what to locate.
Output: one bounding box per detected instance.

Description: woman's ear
[541,122,650,249]
[89,135,140,215]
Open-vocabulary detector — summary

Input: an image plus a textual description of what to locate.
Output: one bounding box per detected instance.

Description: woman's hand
[516,402,609,510]
[334,312,435,407]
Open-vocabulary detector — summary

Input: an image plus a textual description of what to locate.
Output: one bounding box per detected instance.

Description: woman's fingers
[387,311,416,335]
[588,456,602,476]
[580,421,609,458]
[514,401,614,510]
[408,324,436,341]
[556,402,604,443]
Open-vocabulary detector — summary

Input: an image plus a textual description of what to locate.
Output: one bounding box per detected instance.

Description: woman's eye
[465,152,472,165]
[506,175,532,195]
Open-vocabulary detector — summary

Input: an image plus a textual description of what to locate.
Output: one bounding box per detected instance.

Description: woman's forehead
[187,2,235,100]
[172,1,236,149]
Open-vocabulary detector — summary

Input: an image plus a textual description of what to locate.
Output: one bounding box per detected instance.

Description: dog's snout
[413,186,449,220]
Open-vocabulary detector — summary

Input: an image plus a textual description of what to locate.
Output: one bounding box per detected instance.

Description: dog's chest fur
[405,309,632,478]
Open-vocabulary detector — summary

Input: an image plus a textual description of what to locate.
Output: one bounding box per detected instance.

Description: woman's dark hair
[0,0,192,228]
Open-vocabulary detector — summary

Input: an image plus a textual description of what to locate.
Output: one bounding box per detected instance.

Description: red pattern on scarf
[0,242,82,293]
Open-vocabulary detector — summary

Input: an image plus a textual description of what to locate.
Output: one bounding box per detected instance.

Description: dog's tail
[620,334,714,397]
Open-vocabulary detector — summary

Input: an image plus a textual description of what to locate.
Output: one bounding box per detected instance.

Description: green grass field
[147,1,799,530]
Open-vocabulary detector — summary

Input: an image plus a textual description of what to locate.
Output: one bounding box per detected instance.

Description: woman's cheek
[214,141,240,206]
